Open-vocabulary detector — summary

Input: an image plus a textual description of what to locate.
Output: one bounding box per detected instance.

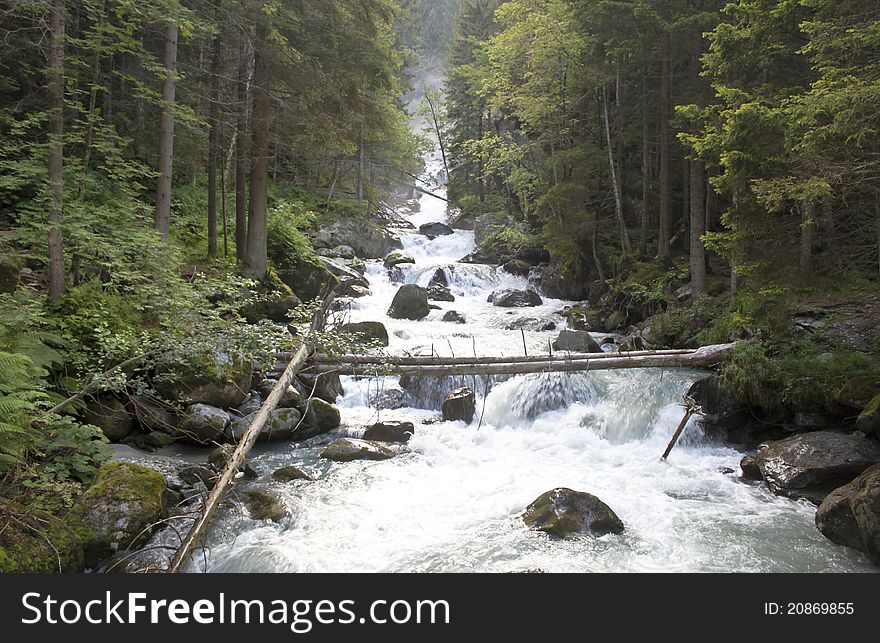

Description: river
[190,141,874,574]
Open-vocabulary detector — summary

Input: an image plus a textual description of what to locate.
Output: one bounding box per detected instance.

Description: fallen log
[307,348,696,367]
[297,343,736,378]
[167,291,335,573]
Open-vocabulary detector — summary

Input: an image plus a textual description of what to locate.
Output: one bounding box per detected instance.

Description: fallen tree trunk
[308,348,696,367]
[297,344,736,378]
[167,292,335,573]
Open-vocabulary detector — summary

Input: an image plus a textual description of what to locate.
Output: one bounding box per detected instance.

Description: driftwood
[660,397,704,461]
[295,344,736,378]
[167,292,335,573]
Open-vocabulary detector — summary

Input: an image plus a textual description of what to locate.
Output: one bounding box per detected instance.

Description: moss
[244,491,287,522]
[0,503,89,573]
[309,398,341,431]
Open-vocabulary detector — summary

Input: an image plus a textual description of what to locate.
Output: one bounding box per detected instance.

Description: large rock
[687,375,759,445]
[73,462,170,567]
[277,256,339,302]
[752,431,880,502]
[384,252,415,269]
[816,464,880,564]
[427,284,455,302]
[856,394,880,437]
[442,387,476,423]
[225,408,303,443]
[308,398,341,432]
[297,371,344,403]
[505,317,557,332]
[319,256,370,291]
[448,210,477,230]
[363,421,415,444]
[154,353,253,409]
[0,254,21,293]
[489,289,542,308]
[419,222,454,239]
[442,310,466,324]
[338,321,389,347]
[313,220,402,259]
[522,488,624,538]
[428,268,449,288]
[502,259,531,277]
[129,396,181,435]
[180,404,230,445]
[551,330,602,354]
[321,438,395,462]
[369,386,408,410]
[244,491,287,523]
[242,292,302,324]
[272,465,314,483]
[83,397,135,442]
[388,284,431,320]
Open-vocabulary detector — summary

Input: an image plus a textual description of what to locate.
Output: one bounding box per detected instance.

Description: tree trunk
[47,0,66,302]
[822,194,835,253]
[658,33,672,265]
[235,38,250,263]
[245,24,271,278]
[207,30,221,258]
[356,120,365,203]
[153,22,178,238]
[800,198,814,276]
[639,61,650,257]
[425,89,449,180]
[78,0,106,201]
[602,84,631,254]
[689,160,707,297]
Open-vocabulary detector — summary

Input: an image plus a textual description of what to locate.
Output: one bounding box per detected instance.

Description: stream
[188,141,874,574]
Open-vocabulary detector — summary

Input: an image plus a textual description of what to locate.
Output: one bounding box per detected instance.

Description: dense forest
[0,0,878,573]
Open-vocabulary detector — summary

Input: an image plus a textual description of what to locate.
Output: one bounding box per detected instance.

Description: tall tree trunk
[153,22,178,238]
[821,194,835,253]
[78,0,106,201]
[477,104,486,202]
[602,84,631,254]
[425,89,449,180]
[689,160,707,297]
[235,38,250,263]
[356,120,365,203]
[639,61,650,257]
[658,33,672,265]
[207,29,221,258]
[800,198,814,276]
[48,0,66,301]
[245,26,270,278]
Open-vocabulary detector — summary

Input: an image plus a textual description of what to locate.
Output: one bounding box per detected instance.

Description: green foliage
[267,200,319,267]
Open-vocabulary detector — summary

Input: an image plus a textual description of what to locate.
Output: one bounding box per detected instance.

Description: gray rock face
[313,220,402,259]
[321,438,396,462]
[84,397,135,442]
[502,259,531,277]
[369,386,408,410]
[815,464,880,564]
[338,321,390,347]
[489,289,542,308]
[130,395,181,435]
[448,210,477,230]
[428,268,449,288]
[753,431,880,502]
[244,491,287,522]
[504,317,557,332]
[225,408,303,443]
[552,330,602,354]
[272,465,314,482]
[523,488,624,538]
[298,371,344,404]
[319,256,370,290]
[419,222,454,239]
[155,353,253,409]
[442,387,476,423]
[740,455,762,480]
[181,404,230,445]
[363,421,415,444]
[307,398,341,433]
[388,284,431,320]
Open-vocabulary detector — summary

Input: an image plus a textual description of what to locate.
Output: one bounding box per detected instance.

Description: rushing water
[189,142,876,574]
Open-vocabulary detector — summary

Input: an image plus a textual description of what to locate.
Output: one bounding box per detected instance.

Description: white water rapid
[193,128,875,575]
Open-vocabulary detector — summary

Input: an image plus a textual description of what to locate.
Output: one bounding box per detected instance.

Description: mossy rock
[154,352,253,409]
[71,462,170,567]
[856,394,880,436]
[0,504,89,573]
[0,253,21,293]
[278,255,340,302]
[271,465,314,483]
[244,491,287,522]
[523,488,624,538]
[309,398,341,432]
[84,396,136,442]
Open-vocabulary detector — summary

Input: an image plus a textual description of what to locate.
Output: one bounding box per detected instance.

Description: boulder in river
[84,396,135,442]
[428,268,449,288]
[419,222,454,239]
[338,321,390,347]
[363,420,415,444]
[321,438,396,462]
[384,252,415,269]
[552,329,603,354]
[388,284,431,320]
[752,431,880,502]
[244,491,287,523]
[369,386,408,410]
[522,488,624,538]
[313,219,402,259]
[298,371,344,403]
[502,259,531,277]
[442,387,476,423]
[855,394,880,437]
[277,255,340,302]
[740,455,762,480]
[448,210,477,230]
[207,444,258,479]
[154,352,253,410]
[442,310,467,324]
[308,398,341,432]
[225,408,303,443]
[272,465,314,483]
[180,404,230,445]
[427,284,455,302]
[489,289,542,308]
[815,464,880,564]
[72,462,170,567]
[505,317,557,332]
